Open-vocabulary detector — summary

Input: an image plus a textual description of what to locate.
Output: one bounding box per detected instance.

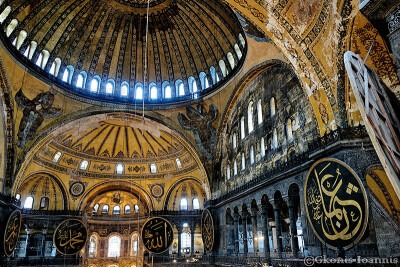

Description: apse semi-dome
[0,0,246,108]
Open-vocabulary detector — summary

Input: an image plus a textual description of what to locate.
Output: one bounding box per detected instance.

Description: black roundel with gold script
[201,208,214,253]
[4,210,22,257]
[53,219,88,255]
[304,158,368,250]
[141,217,173,254]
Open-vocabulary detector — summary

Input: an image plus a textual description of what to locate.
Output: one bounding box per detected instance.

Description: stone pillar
[273,203,283,258]
[288,200,299,258]
[241,211,248,256]
[25,229,31,258]
[190,222,195,255]
[261,206,270,258]
[233,214,239,256]
[251,210,259,255]
[41,229,48,258]
[177,225,183,258]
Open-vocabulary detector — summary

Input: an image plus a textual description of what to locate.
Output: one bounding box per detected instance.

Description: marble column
[241,211,248,256]
[177,225,183,257]
[25,228,31,258]
[190,222,195,255]
[288,200,299,258]
[251,209,259,255]
[41,229,48,258]
[261,206,270,258]
[233,214,239,256]
[273,203,283,258]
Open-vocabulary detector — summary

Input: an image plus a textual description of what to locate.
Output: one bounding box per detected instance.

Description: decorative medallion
[141,217,173,254]
[201,208,214,253]
[151,184,164,198]
[69,182,85,197]
[304,158,368,250]
[3,210,22,257]
[54,219,88,255]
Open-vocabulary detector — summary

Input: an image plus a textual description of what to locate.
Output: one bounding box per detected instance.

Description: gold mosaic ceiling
[34,113,198,178]
[1,0,245,106]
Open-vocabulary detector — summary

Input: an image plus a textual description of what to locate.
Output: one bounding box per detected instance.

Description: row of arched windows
[52,151,183,174]
[0,5,246,103]
[92,204,140,215]
[20,195,49,210]
[88,234,139,258]
[227,97,294,180]
[179,198,200,211]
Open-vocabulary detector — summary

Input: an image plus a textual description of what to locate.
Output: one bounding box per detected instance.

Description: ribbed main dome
[0,0,246,108]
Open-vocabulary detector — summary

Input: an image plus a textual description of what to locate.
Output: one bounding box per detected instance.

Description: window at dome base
[0,0,246,109]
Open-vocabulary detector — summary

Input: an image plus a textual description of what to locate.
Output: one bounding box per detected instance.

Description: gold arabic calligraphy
[307,163,363,241]
[202,212,213,251]
[142,218,173,253]
[5,215,20,254]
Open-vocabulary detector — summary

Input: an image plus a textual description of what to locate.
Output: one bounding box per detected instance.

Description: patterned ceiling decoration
[0,0,246,107]
[30,113,199,179]
[16,173,67,210]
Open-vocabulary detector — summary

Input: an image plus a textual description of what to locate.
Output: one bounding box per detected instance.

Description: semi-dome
[0,0,246,108]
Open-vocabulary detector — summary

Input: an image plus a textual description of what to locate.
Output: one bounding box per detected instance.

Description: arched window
[233,133,237,149]
[49,58,61,77]
[176,158,182,169]
[150,163,157,174]
[90,78,99,93]
[40,197,49,210]
[80,160,89,170]
[193,198,200,210]
[234,160,238,175]
[240,116,245,139]
[176,80,185,96]
[210,66,218,84]
[134,204,139,213]
[250,146,254,165]
[23,196,34,209]
[16,30,27,50]
[164,85,172,99]
[188,77,198,98]
[113,206,120,215]
[93,204,99,213]
[121,82,129,97]
[199,72,209,90]
[219,60,227,77]
[241,153,245,170]
[273,128,278,149]
[15,193,21,200]
[234,43,242,60]
[239,33,246,48]
[125,205,131,214]
[35,53,43,67]
[257,99,263,125]
[131,234,139,256]
[248,102,254,133]
[23,46,29,57]
[106,81,114,95]
[62,69,70,83]
[108,235,121,257]
[287,119,293,140]
[261,137,265,158]
[180,198,188,210]
[28,41,37,60]
[0,6,11,24]
[181,232,190,250]
[270,97,276,117]
[116,164,124,175]
[6,18,18,37]
[88,235,97,258]
[149,84,157,100]
[102,204,109,214]
[135,86,143,100]
[227,52,235,69]
[52,152,62,163]
[227,165,231,180]
[76,73,85,88]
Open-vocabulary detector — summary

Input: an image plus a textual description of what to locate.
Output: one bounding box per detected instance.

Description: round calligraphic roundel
[151,184,164,198]
[69,182,85,197]
[53,219,88,255]
[201,208,214,253]
[141,217,173,254]
[4,210,22,257]
[304,158,368,250]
